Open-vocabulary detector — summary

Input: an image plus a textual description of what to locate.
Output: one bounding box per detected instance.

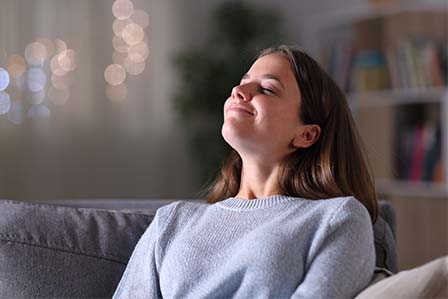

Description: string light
[104,64,126,86]
[7,100,23,124]
[48,86,69,105]
[54,39,67,54]
[0,38,77,124]
[106,0,149,102]
[123,58,145,75]
[27,67,47,92]
[112,0,134,20]
[51,73,73,90]
[28,90,46,105]
[0,68,10,91]
[0,91,11,115]
[112,35,130,53]
[58,49,77,72]
[36,38,55,58]
[28,104,50,119]
[24,42,47,66]
[130,9,149,29]
[121,23,144,46]
[7,54,26,79]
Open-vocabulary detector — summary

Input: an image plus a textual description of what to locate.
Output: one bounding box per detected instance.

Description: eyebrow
[241,73,285,90]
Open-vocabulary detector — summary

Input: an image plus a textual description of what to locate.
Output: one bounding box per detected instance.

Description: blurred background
[0,0,446,270]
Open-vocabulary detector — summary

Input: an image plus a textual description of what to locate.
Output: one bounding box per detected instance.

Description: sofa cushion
[0,200,154,298]
[355,256,448,298]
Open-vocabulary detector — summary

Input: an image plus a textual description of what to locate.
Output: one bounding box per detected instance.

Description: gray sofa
[0,199,397,298]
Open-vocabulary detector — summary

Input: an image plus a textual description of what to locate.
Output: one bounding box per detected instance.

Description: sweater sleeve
[292,197,375,299]
[113,203,177,299]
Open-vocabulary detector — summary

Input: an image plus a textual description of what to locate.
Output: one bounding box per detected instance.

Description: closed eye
[259,86,275,95]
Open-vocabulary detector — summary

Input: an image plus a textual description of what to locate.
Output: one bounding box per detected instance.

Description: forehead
[247,54,295,82]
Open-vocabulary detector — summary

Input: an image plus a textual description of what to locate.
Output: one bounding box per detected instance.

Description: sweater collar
[216,195,298,210]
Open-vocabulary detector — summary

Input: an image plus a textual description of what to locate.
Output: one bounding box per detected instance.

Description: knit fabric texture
[113,195,375,299]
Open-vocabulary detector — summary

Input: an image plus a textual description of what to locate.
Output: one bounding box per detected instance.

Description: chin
[222,123,259,154]
[222,123,245,149]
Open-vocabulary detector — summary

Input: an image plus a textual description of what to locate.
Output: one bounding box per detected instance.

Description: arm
[113,203,177,299]
[292,197,375,299]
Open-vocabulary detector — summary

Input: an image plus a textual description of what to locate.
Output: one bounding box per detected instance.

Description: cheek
[264,105,300,134]
[223,98,231,115]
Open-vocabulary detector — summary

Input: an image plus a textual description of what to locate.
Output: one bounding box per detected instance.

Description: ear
[291,124,321,149]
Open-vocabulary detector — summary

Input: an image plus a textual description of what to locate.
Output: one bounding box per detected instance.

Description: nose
[231,84,252,102]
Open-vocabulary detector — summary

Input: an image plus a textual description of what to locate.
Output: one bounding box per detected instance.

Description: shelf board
[308,0,447,33]
[376,178,448,198]
[348,87,448,109]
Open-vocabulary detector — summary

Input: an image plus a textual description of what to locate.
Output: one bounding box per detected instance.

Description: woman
[113,45,377,299]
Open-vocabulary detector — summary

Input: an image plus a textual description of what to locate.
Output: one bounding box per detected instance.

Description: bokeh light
[28,90,46,105]
[58,49,77,72]
[113,35,130,53]
[51,73,72,90]
[37,38,55,58]
[48,86,69,105]
[113,19,131,36]
[10,75,25,89]
[130,9,149,29]
[50,55,67,76]
[123,58,145,75]
[7,54,26,78]
[107,0,149,94]
[104,64,126,86]
[112,0,134,20]
[28,104,50,119]
[106,83,127,102]
[0,38,77,123]
[7,85,23,101]
[121,23,144,46]
[127,42,149,63]
[24,42,47,66]
[27,67,47,92]
[54,39,67,55]
[112,51,127,65]
[0,68,10,91]
[0,91,11,115]
[7,100,23,124]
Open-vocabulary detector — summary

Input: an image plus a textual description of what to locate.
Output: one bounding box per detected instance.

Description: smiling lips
[227,105,255,115]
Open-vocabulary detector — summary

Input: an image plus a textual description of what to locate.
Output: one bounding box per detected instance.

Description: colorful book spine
[399,121,442,183]
[324,38,447,91]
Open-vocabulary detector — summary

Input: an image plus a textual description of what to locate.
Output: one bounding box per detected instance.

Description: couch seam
[0,234,128,264]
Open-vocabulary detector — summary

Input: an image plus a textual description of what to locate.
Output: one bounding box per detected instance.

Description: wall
[0,0,202,200]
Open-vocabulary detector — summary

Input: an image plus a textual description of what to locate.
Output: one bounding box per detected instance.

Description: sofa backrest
[0,199,398,298]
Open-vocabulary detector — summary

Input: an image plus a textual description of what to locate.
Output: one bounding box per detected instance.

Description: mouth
[227,105,254,115]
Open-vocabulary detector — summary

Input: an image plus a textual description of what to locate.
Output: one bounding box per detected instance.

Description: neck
[235,157,284,200]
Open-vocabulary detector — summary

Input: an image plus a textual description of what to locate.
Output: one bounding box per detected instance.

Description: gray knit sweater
[113,195,375,299]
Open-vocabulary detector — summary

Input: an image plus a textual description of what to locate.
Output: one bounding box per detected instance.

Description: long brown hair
[202,45,378,223]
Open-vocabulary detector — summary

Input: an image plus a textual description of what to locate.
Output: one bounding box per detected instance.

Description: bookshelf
[303,0,448,271]
[306,0,448,199]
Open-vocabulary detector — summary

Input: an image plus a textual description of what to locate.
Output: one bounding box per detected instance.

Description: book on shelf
[321,37,447,93]
[320,40,354,92]
[397,121,443,183]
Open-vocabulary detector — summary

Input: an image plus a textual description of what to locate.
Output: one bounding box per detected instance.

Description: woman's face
[222,53,305,161]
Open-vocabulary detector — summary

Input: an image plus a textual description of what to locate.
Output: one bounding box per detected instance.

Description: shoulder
[305,196,370,223]
[304,196,375,257]
[326,196,371,227]
[298,196,373,241]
